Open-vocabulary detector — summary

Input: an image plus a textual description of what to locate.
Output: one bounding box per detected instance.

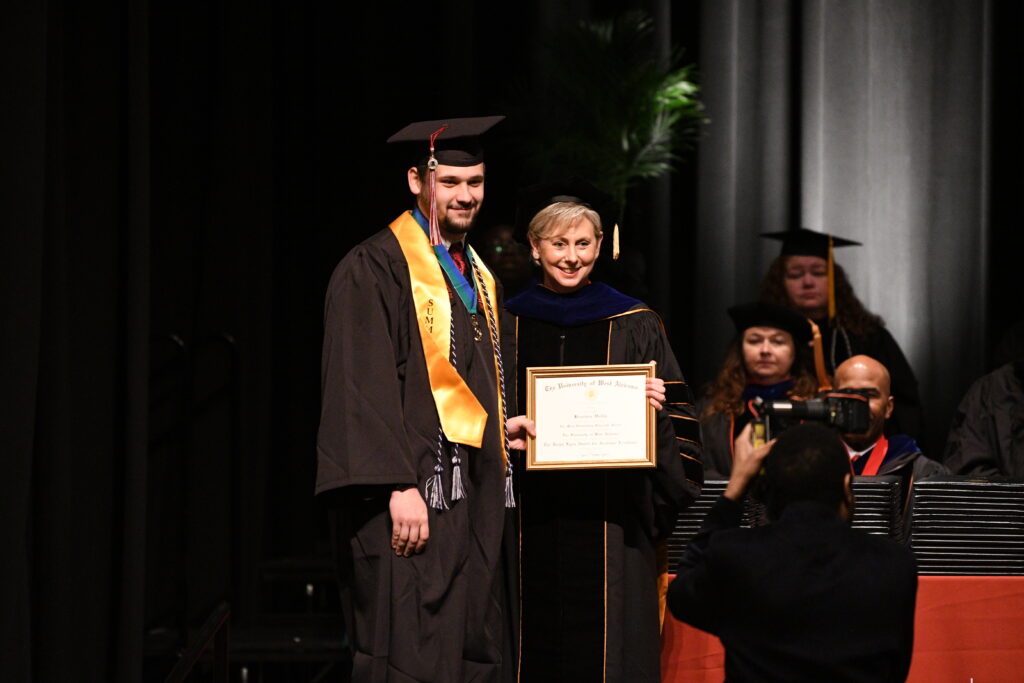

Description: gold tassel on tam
[613,223,620,260]
[808,318,833,391]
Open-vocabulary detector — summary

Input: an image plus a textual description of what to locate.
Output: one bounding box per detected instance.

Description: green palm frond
[513,10,706,213]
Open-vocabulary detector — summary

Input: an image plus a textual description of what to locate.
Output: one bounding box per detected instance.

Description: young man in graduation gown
[316,117,518,682]
[668,422,918,682]
[833,355,947,486]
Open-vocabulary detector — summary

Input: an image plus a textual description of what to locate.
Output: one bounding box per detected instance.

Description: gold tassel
[612,223,620,260]
[808,318,833,392]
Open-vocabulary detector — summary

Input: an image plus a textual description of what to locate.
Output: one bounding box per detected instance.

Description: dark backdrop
[689,0,1024,456]
[1,1,1020,680]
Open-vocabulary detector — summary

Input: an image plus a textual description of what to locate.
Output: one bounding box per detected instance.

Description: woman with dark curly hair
[699,302,818,478]
[758,229,923,439]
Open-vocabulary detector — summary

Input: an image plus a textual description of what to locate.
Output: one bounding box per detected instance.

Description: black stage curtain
[1,1,533,679]
[691,0,1021,453]
[1,1,150,680]
[5,1,1017,679]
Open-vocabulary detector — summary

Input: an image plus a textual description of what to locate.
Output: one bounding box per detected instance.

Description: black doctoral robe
[317,215,515,683]
[944,361,1024,477]
[850,434,947,481]
[504,283,702,683]
[697,380,797,479]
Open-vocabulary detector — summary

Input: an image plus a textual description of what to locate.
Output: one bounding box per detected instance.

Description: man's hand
[724,422,775,501]
[390,487,429,557]
[507,415,536,451]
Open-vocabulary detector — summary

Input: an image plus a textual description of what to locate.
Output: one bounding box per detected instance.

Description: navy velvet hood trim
[504,282,642,327]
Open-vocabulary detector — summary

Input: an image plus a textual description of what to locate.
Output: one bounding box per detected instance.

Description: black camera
[753,390,870,440]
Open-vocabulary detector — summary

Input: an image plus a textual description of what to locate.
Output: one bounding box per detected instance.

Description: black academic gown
[818,321,923,440]
[850,434,947,481]
[944,361,1024,477]
[669,497,917,683]
[698,410,737,480]
[504,283,702,683]
[849,434,949,524]
[317,220,514,683]
[697,380,797,480]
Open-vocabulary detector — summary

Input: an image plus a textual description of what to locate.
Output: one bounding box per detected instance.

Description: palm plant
[515,10,705,216]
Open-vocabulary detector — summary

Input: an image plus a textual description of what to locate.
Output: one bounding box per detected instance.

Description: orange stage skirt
[661,575,1024,682]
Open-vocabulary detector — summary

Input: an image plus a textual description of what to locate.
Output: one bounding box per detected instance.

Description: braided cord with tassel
[472,257,515,508]
[424,427,449,511]
[447,311,467,501]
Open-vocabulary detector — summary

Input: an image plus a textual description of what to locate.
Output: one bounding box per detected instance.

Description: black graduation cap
[761,228,861,259]
[515,177,622,258]
[516,177,617,236]
[761,228,862,321]
[728,302,813,346]
[386,115,505,167]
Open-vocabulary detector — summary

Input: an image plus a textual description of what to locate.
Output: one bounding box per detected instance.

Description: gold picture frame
[525,363,656,470]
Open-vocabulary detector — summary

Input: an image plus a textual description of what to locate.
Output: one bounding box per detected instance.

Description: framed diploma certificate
[525,363,656,470]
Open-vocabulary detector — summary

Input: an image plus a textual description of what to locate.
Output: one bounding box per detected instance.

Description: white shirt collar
[843,438,880,461]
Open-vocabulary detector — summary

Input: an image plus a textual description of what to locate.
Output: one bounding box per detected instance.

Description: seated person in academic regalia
[699,302,818,479]
[758,228,923,441]
[944,359,1024,478]
[833,355,947,485]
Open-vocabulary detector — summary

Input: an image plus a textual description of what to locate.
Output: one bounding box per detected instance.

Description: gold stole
[389,211,506,457]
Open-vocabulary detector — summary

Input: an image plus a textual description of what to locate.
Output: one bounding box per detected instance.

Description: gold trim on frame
[525,363,656,470]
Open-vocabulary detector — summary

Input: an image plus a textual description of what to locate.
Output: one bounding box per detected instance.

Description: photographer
[668,422,918,682]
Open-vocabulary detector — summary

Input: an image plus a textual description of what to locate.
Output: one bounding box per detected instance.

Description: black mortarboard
[761,228,861,321]
[516,177,617,235]
[387,115,505,167]
[760,228,861,259]
[728,302,812,346]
